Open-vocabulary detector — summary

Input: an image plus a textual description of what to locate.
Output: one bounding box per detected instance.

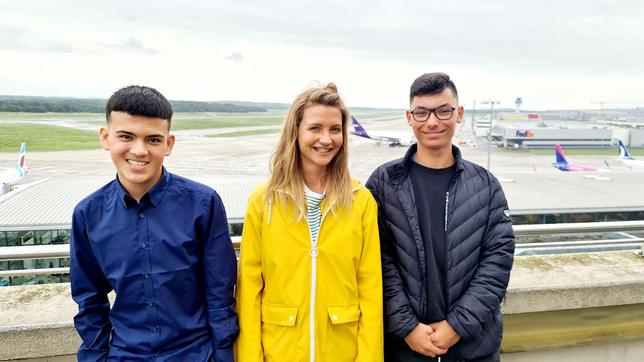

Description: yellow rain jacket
[235,180,383,362]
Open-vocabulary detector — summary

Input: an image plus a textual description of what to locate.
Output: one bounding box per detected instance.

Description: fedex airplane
[350,116,415,147]
[553,144,599,172]
[0,143,28,195]
[617,140,644,169]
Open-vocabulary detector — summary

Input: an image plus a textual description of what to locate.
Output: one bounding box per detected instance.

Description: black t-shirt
[409,156,456,324]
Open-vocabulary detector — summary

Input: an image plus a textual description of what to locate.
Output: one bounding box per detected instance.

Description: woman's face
[297,104,343,174]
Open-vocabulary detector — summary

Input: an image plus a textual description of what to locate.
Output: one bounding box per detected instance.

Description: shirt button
[154,353,159,357]
[332,314,338,321]
[140,242,147,249]
[144,273,150,279]
[150,326,158,332]
[147,301,154,307]
[288,316,295,322]
[139,213,145,218]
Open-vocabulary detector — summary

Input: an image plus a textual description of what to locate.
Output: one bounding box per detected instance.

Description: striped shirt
[304,186,324,246]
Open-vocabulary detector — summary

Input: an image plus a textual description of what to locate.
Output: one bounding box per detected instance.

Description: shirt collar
[304,184,326,198]
[115,167,170,208]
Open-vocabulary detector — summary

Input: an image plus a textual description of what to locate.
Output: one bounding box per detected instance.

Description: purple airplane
[553,144,599,172]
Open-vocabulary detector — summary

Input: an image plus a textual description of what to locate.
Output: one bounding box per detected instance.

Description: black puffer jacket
[366,144,515,360]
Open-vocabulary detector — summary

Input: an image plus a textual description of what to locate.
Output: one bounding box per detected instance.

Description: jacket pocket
[261,302,299,361]
[324,304,360,361]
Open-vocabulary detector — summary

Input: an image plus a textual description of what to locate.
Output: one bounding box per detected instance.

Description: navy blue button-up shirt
[70,170,238,361]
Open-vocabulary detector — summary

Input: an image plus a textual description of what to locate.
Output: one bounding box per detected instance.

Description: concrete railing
[1,250,643,361]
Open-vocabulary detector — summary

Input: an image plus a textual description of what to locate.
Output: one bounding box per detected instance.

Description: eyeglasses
[409,106,456,122]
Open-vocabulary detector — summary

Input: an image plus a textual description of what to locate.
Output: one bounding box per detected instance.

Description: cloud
[0,25,28,49]
[158,1,644,74]
[224,52,244,63]
[104,38,158,55]
[2,0,644,108]
[0,24,75,53]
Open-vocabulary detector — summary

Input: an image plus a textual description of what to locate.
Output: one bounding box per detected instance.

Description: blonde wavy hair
[266,82,352,221]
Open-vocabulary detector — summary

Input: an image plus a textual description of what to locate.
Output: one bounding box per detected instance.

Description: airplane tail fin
[16,143,27,177]
[350,116,371,139]
[555,144,568,165]
[618,140,634,160]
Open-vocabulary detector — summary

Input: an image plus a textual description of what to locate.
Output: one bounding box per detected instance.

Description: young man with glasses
[366,73,515,362]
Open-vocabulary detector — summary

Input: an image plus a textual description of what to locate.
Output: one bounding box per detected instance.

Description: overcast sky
[2,0,644,110]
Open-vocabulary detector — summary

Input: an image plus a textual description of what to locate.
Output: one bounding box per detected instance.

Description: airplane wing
[375,135,403,143]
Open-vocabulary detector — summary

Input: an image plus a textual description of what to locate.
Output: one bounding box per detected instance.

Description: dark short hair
[409,73,458,104]
[106,85,173,127]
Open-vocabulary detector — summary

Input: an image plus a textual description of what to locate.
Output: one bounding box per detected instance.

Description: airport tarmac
[1,118,644,213]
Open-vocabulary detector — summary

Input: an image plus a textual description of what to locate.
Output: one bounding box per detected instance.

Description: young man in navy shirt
[70,85,238,361]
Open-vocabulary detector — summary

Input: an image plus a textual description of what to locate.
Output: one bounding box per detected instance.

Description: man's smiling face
[406,88,463,153]
[100,111,175,198]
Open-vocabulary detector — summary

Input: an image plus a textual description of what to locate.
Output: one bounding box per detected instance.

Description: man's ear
[456,106,464,124]
[99,127,110,150]
[405,110,412,126]
[165,134,176,156]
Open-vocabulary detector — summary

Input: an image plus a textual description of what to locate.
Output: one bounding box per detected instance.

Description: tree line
[0,96,267,113]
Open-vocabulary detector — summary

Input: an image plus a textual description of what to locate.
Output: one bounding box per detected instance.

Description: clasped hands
[403,320,460,357]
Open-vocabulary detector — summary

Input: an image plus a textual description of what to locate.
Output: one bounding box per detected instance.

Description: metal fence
[0,237,241,278]
[1,221,643,278]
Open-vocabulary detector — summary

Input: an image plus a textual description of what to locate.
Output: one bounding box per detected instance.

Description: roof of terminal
[2,170,644,229]
[0,176,264,228]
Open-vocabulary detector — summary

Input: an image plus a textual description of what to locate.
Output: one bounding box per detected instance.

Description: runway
[1,118,644,213]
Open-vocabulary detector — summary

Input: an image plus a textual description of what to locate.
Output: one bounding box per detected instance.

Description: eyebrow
[414,103,452,109]
[114,130,165,138]
[305,122,341,127]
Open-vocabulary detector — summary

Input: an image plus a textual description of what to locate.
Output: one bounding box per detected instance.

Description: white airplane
[0,143,27,196]
[350,116,415,147]
[618,140,644,169]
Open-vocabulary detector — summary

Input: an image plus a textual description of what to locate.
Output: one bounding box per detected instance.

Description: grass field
[0,111,286,130]
[0,111,287,151]
[172,115,283,130]
[528,148,644,156]
[0,112,104,122]
[206,129,280,138]
[0,124,99,152]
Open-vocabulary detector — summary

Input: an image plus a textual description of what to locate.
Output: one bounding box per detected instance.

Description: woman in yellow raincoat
[235,83,383,362]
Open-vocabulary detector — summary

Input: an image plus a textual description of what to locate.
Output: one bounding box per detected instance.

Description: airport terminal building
[500,127,613,149]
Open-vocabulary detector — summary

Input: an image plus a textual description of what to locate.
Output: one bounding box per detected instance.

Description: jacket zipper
[309,202,333,362]
[309,240,317,362]
[305,187,354,362]
[444,170,460,233]
[444,191,450,232]
[444,172,460,307]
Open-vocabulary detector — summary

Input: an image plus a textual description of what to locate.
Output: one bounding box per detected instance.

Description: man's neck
[415,145,455,169]
[127,187,149,203]
[118,173,162,203]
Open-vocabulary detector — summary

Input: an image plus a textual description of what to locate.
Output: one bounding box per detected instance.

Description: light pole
[471,100,476,133]
[480,99,500,171]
